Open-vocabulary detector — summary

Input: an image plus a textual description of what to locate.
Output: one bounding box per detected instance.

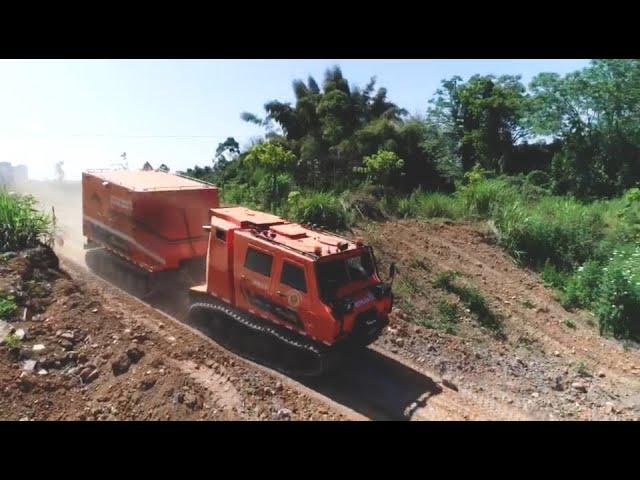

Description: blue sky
[0,59,591,180]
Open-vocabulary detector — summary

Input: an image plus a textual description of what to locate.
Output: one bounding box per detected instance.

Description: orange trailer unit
[82,169,219,273]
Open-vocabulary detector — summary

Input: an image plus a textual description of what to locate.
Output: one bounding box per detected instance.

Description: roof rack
[298,222,357,245]
[249,228,319,260]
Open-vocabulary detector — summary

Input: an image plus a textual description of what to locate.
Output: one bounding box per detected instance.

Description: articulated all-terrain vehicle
[82,169,393,375]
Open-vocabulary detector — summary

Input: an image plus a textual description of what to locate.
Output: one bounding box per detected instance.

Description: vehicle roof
[211,206,361,259]
[213,206,285,227]
[85,169,217,192]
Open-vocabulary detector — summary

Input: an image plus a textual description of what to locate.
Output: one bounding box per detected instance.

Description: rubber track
[189,301,339,378]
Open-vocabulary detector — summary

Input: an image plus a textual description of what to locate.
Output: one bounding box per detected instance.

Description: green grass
[0,190,53,252]
[433,270,460,289]
[564,318,577,330]
[437,299,459,323]
[458,177,520,218]
[437,300,459,335]
[492,196,606,270]
[398,190,463,220]
[433,270,504,337]
[521,299,535,309]
[0,293,17,320]
[575,361,590,377]
[3,332,21,349]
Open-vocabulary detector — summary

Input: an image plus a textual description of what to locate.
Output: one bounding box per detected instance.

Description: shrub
[220,183,261,209]
[0,293,17,320]
[526,170,552,189]
[0,191,53,252]
[355,149,405,186]
[341,187,388,222]
[287,191,348,230]
[540,260,569,288]
[561,260,603,309]
[255,173,294,209]
[595,247,640,340]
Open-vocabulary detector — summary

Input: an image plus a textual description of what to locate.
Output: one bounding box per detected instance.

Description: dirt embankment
[0,246,348,420]
[362,219,640,420]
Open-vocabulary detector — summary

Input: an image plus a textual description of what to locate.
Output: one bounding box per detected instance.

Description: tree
[239,65,428,191]
[429,74,530,174]
[244,142,296,204]
[215,137,240,160]
[529,59,640,197]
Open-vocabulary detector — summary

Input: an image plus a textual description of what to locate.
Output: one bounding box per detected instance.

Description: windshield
[316,249,376,302]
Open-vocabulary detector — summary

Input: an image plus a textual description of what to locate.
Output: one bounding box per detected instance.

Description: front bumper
[339,309,389,348]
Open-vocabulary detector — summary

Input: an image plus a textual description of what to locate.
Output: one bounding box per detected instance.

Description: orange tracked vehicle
[82,169,394,376]
[188,206,394,375]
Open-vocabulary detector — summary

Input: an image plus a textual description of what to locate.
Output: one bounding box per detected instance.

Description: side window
[244,247,273,277]
[280,261,307,293]
[215,228,226,242]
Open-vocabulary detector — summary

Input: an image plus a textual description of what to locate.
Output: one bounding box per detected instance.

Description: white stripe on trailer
[83,214,167,265]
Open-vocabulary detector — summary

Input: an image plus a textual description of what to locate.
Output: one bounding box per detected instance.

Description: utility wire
[70,134,221,138]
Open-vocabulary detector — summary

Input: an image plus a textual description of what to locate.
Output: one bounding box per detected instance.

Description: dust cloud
[15,179,87,267]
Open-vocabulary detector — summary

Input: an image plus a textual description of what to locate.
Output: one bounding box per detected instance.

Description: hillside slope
[363,219,640,420]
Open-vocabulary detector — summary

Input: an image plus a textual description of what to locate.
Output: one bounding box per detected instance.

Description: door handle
[276,290,286,297]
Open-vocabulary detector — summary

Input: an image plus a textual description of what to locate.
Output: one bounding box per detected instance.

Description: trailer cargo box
[82,169,219,272]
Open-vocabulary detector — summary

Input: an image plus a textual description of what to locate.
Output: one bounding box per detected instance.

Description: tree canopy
[185,59,640,201]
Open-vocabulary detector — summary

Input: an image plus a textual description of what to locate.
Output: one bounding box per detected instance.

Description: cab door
[236,243,275,318]
[269,257,311,333]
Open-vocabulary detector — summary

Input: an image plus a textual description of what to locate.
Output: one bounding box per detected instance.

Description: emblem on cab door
[288,293,301,308]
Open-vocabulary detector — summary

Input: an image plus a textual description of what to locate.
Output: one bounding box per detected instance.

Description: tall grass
[0,191,53,252]
[458,178,519,218]
[492,197,606,270]
[398,190,463,219]
[286,191,348,230]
